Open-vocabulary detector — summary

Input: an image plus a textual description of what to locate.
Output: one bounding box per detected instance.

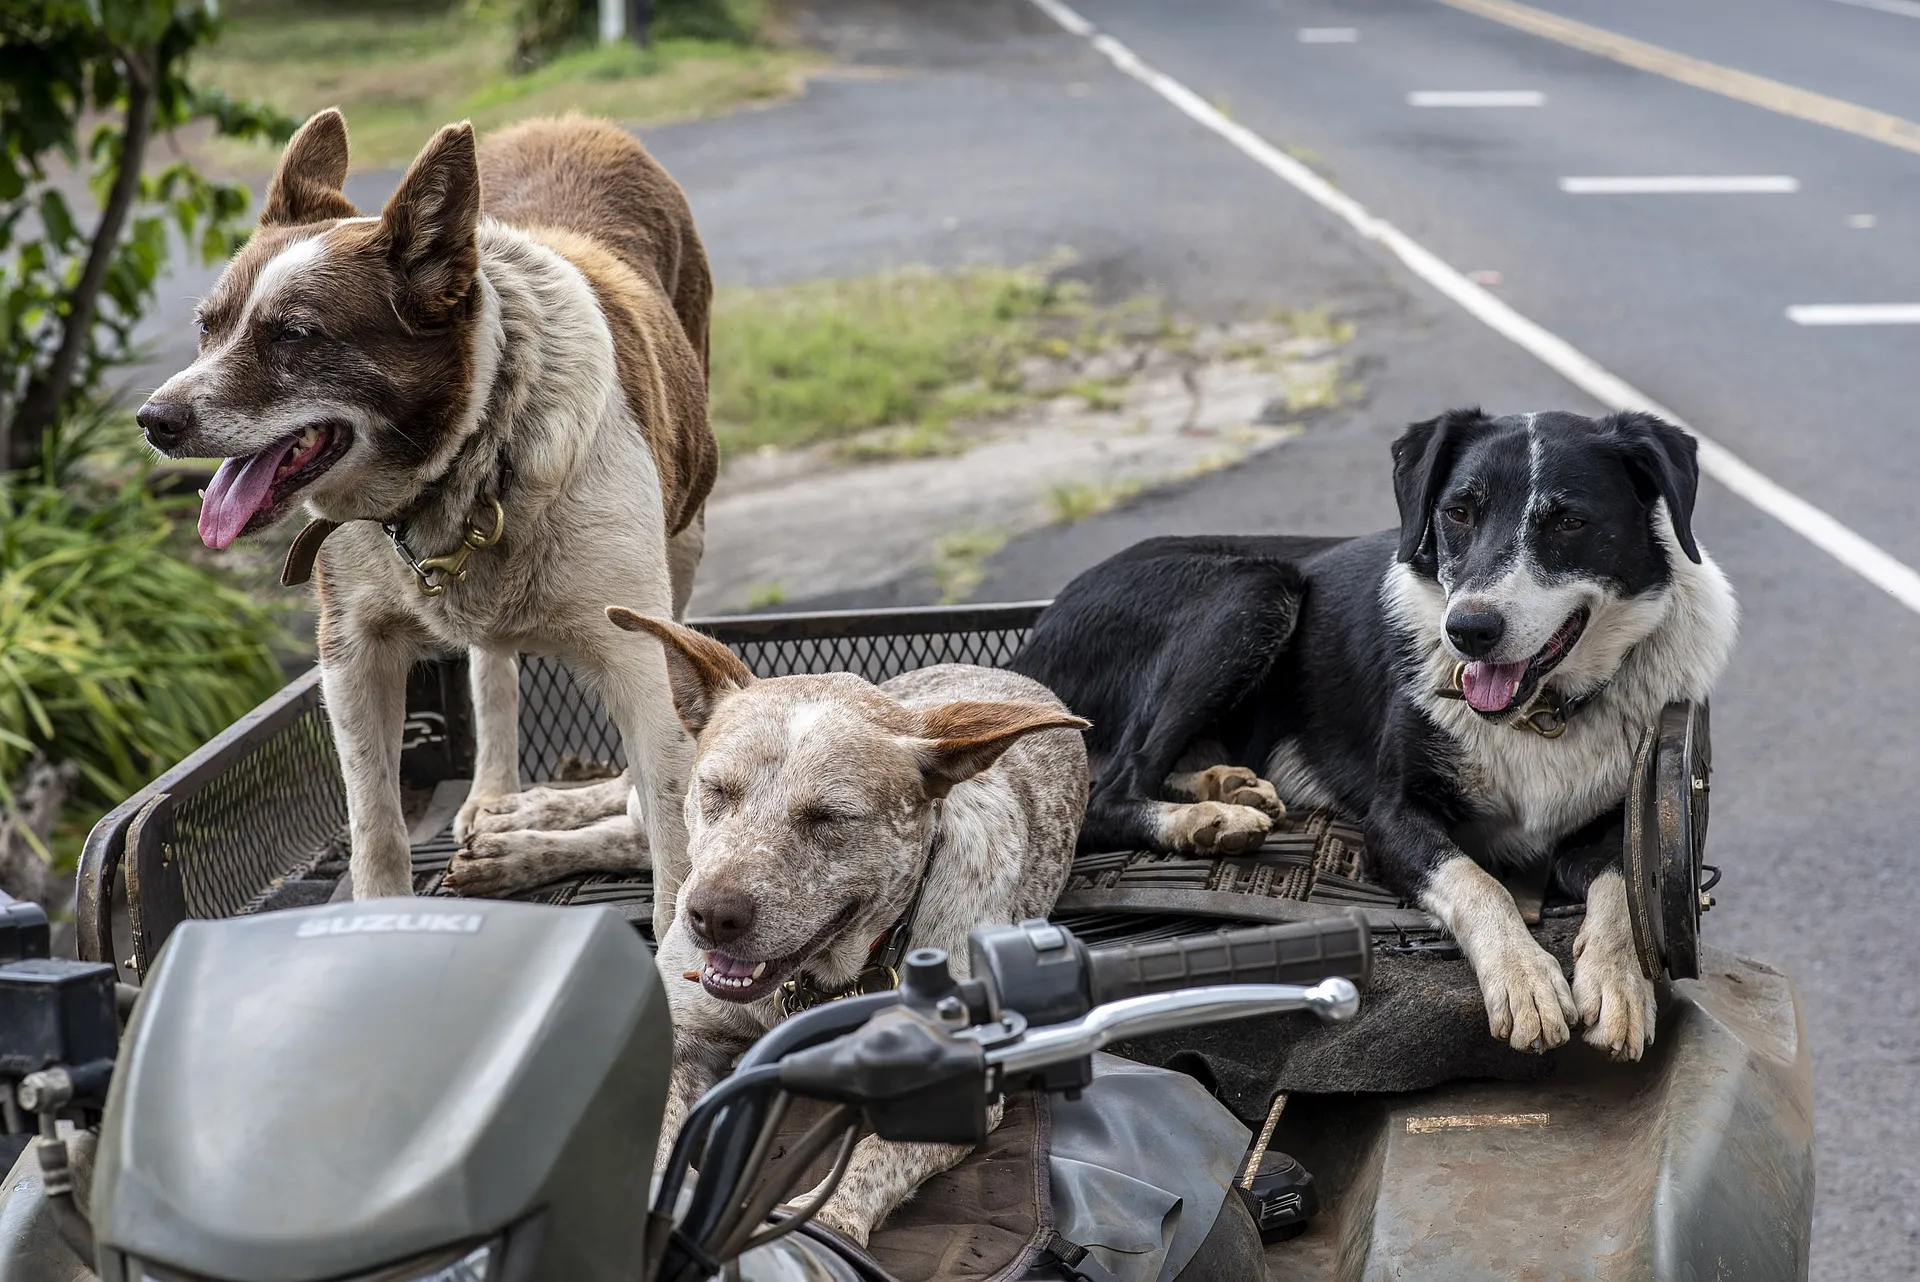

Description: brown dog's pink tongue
[1462,660,1528,713]
[198,440,296,550]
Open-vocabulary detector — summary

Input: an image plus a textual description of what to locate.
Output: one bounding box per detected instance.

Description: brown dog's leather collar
[280,518,342,587]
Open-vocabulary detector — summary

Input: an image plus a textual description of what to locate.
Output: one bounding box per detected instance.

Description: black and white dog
[1010,409,1737,1059]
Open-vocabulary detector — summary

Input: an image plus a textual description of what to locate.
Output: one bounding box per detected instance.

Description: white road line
[1829,0,1920,19]
[1559,175,1799,194]
[1031,0,1920,617]
[1787,304,1920,325]
[1408,90,1545,107]
[1298,27,1358,42]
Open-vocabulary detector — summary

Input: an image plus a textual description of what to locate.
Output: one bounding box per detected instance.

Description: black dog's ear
[1391,408,1488,564]
[1606,412,1701,564]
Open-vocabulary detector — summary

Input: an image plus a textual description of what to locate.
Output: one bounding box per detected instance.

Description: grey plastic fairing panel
[0,1142,93,1282]
[1046,1055,1251,1282]
[90,899,670,1282]
[1266,945,1813,1281]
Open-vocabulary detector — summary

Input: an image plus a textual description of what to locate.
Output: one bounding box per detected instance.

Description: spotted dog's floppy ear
[1391,408,1491,566]
[606,608,755,734]
[908,701,1091,798]
[261,108,358,227]
[1605,411,1702,564]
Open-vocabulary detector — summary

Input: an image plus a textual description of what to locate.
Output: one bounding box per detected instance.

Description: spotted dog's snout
[136,398,196,454]
[1445,607,1506,659]
[684,884,756,950]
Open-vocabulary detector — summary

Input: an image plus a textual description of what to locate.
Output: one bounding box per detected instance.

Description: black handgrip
[1085,911,1371,1005]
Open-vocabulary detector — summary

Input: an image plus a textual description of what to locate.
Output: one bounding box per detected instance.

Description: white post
[599,0,625,44]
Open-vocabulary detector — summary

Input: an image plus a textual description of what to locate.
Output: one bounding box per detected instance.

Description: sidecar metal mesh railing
[511,604,1043,784]
[76,603,1049,978]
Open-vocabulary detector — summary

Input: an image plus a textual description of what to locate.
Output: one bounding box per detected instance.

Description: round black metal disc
[1622,721,1664,981]
[1654,702,1711,981]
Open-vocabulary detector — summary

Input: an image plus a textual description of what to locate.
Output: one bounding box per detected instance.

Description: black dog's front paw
[1162,800,1273,853]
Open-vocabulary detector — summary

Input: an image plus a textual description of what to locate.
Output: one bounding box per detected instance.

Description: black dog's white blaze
[1011,407,1738,1060]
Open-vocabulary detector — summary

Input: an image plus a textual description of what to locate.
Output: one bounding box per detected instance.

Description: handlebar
[654,912,1372,1282]
[986,978,1360,1075]
[1085,912,1372,1004]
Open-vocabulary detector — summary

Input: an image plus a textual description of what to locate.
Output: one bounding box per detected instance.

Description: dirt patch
[690,318,1351,611]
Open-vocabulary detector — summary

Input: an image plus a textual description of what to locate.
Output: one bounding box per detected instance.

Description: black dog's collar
[775,800,942,1018]
[1436,662,1603,739]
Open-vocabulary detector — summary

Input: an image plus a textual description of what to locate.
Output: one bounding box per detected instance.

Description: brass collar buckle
[387,497,506,597]
[775,958,900,1018]
[1438,661,1575,740]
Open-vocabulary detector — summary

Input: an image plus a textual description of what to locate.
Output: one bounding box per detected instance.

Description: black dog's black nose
[1446,610,1506,659]
[136,399,195,452]
[685,887,756,949]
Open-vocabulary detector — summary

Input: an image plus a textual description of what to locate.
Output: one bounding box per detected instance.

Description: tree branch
[6,44,159,472]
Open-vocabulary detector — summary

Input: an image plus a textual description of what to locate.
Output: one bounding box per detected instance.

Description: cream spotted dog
[136,109,716,933]
[608,611,1088,1246]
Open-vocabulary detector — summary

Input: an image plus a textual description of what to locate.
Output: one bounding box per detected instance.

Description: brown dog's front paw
[1164,800,1272,854]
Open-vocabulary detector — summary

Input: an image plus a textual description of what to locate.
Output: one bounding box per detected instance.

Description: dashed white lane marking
[1028,0,1920,617]
[1829,0,1920,19]
[1787,304,1920,325]
[1409,90,1546,106]
[1559,175,1799,194]
[1298,27,1358,42]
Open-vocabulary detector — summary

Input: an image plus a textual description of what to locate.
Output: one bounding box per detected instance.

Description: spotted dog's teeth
[698,953,769,992]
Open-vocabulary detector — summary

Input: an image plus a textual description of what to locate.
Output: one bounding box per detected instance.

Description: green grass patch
[1044,478,1142,524]
[930,528,1007,605]
[193,0,814,170]
[711,266,1158,460]
[1271,306,1357,345]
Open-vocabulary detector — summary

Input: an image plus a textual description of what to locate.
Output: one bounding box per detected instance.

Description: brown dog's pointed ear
[607,608,754,734]
[380,120,480,332]
[909,701,1090,798]
[261,108,358,227]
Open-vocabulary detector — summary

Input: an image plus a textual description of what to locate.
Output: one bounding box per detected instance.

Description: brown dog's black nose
[685,887,756,949]
[136,399,195,452]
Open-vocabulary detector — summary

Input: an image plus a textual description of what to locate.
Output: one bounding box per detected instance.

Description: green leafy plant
[0,0,293,473]
[0,472,292,824]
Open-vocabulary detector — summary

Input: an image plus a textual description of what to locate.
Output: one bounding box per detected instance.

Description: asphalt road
[732,1,1917,1274]
[128,0,1918,1271]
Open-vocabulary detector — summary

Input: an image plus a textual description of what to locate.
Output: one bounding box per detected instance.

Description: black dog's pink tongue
[1462,660,1528,713]
[198,439,298,550]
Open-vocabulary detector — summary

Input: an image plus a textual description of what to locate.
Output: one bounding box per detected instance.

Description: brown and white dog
[608,611,1089,1246]
[136,110,716,928]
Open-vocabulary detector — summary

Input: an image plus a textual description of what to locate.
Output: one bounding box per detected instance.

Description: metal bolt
[1691,776,1706,793]
[1700,892,1716,913]
[934,995,967,1026]
[16,1068,72,1115]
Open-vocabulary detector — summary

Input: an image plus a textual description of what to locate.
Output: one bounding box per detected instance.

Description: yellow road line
[1434,0,1920,156]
